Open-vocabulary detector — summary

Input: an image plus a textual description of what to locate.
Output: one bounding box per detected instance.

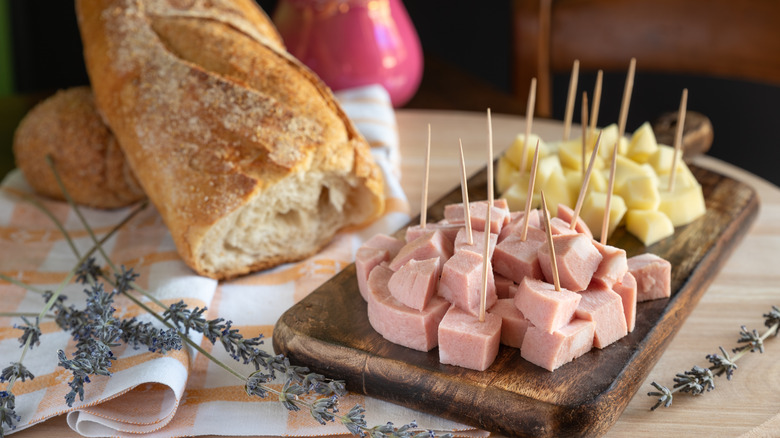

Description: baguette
[12,86,145,209]
[75,0,385,279]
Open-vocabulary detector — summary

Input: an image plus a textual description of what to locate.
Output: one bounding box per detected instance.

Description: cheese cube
[614,155,656,193]
[580,192,628,241]
[502,175,538,212]
[658,183,706,227]
[619,175,661,211]
[558,138,605,172]
[627,122,659,163]
[539,169,573,217]
[497,156,520,194]
[505,134,548,171]
[625,210,675,246]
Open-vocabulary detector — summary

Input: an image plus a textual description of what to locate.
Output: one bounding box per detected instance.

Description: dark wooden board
[272,164,759,437]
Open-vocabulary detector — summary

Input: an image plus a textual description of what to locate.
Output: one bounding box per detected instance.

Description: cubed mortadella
[366,264,450,352]
[387,257,440,311]
[438,250,497,317]
[490,298,530,349]
[627,253,672,302]
[521,319,595,371]
[492,227,547,284]
[514,277,581,333]
[438,305,502,371]
[538,233,603,292]
[390,229,453,271]
[575,287,628,348]
[443,200,510,234]
[590,241,629,290]
[612,272,637,332]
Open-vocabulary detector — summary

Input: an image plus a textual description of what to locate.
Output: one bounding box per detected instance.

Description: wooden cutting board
[272,164,758,437]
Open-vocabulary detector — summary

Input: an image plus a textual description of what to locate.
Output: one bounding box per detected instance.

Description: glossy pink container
[272,0,423,107]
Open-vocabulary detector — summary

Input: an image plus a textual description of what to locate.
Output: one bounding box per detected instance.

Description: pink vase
[272,0,423,107]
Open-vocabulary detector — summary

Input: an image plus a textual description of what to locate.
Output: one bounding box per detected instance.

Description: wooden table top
[10,109,780,437]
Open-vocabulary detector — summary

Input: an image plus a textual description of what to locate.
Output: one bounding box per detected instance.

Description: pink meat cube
[590,241,629,290]
[454,228,497,258]
[361,233,405,259]
[575,287,628,349]
[521,319,595,371]
[492,227,547,284]
[366,265,450,352]
[438,250,497,317]
[494,274,517,299]
[514,277,581,333]
[538,233,603,292]
[555,204,594,239]
[443,200,510,234]
[405,222,461,244]
[388,258,440,311]
[390,229,453,271]
[498,209,542,242]
[546,217,578,236]
[613,272,637,332]
[356,246,390,301]
[489,298,530,348]
[438,305,502,371]
[627,253,672,302]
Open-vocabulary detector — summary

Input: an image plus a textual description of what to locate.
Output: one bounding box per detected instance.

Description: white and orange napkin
[0,85,481,437]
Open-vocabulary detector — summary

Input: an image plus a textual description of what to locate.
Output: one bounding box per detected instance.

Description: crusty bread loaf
[75,0,385,279]
[13,86,145,209]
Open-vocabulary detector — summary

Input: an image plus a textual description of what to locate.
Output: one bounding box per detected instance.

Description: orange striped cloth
[0,85,480,437]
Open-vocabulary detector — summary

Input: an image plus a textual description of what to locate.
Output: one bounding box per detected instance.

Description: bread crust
[76,0,384,279]
[12,86,145,209]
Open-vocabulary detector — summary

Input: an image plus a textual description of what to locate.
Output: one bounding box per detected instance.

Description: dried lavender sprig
[648,308,780,410]
[0,391,20,436]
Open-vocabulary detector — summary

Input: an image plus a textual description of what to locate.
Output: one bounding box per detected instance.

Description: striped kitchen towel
[0,84,482,437]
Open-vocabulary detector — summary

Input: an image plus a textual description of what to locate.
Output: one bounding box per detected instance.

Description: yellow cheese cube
[613,155,657,194]
[595,124,629,160]
[505,133,548,171]
[580,192,628,241]
[539,169,573,217]
[627,121,659,163]
[537,155,564,188]
[625,209,675,246]
[496,156,520,194]
[619,175,661,211]
[501,174,538,212]
[657,161,699,190]
[558,138,604,172]
[647,144,682,174]
[658,183,706,227]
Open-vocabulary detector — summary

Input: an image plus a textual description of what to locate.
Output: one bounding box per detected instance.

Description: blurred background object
[2,0,780,186]
[272,0,423,107]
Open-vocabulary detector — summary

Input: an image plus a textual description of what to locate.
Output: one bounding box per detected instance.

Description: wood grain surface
[273,160,758,437]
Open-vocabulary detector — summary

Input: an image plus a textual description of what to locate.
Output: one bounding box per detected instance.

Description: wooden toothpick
[571,131,603,231]
[479,192,491,323]
[421,123,431,228]
[487,108,494,207]
[669,88,689,192]
[589,69,603,137]
[520,140,541,242]
[602,58,636,244]
[541,191,561,292]
[459,138,473,246]
[563,60,580,142]
[521,78,537,174]
[480,113,496,323]
[581,91,589,176]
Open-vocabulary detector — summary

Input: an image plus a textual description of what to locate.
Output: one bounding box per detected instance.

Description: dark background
[6,0,780,185]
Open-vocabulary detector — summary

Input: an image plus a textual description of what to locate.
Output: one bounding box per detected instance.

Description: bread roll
[75,0,385,279]
[13,86,145,209]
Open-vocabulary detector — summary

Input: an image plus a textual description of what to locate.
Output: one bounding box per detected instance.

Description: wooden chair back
[512,0,780,118]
